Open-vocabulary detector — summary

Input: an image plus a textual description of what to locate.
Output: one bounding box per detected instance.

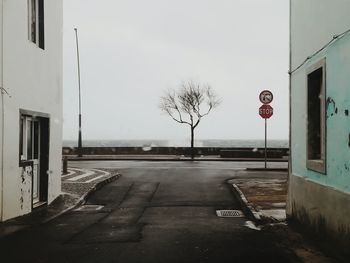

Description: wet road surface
[0,161,297,263]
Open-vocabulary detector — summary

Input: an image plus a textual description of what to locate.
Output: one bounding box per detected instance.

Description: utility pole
[74,28,83,157]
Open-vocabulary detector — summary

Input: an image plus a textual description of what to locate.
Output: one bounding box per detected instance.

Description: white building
[288,0,350,252]
[0,0,62,221]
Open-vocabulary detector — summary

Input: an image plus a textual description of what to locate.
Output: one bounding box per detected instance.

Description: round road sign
[259,90,273,104]
[259,104,273,119]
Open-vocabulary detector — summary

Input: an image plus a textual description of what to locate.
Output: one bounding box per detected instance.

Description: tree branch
[159,81,221,131]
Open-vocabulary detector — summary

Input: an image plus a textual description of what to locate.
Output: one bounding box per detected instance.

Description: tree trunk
[190,126,194,159]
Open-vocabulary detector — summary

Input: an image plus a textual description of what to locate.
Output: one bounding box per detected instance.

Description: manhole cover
[74,205,104,212]
[216,210,244,217]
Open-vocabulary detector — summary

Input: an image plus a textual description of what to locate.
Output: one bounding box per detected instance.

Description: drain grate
[74,205,104,212]
[216,210,244,218]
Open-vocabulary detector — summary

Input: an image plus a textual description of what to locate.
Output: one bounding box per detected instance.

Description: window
[306,59,326,174]
[28,0,44,49]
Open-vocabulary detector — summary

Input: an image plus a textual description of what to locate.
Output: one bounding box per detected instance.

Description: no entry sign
[259,90,273,104]
[259,104,273,119]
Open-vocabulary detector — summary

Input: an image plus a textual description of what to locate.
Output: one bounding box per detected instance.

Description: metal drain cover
[74,205,104,212]
[216,210,244,218]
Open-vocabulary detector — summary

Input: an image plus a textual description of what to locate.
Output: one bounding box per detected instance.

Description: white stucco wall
[1,0,62,221]
[290,0,350,70]
[0,0,3,221]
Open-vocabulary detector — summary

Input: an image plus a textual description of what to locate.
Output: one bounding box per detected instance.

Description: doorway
[20,111,49,209]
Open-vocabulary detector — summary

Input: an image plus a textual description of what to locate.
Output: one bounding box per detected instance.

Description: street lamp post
[74,28,83,157]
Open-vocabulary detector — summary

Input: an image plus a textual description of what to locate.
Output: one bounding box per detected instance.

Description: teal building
[287,0,350,252]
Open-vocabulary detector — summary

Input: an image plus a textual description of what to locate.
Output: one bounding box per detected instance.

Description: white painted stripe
[67,167,84,172]
[91,168,110,176]
[101,167,247,170]
[67,170,95,181]
[62,170,75,178]
[84,174,106,183]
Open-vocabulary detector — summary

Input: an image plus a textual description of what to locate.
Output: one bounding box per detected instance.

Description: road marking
[87,167,248,170]
[63,168,111,183]
[61,170,75,178]
[67,170,95,181]
[91,168,110,176]
[84,175,106,183]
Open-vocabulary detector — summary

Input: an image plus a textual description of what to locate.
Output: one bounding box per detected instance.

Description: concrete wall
[288,0,350,251]
[288,175,350,253]
[1,0,63,221]
[63,146,289,158]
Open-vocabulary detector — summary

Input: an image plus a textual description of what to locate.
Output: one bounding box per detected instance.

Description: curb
[245,168,288,172]
[43,173,121,223]
[231,183,262,223]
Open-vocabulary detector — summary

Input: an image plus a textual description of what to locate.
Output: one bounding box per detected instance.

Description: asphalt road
[0,161,296,263]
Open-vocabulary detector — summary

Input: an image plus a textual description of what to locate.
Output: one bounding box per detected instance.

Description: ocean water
[63,139,288,148]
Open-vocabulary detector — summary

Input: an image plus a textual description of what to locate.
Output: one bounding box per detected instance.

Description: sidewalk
[230,169,287,223]
[0,168,120,239]
[229,169,337,263]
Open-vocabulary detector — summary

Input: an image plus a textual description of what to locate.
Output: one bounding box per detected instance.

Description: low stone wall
[62,146,289,158]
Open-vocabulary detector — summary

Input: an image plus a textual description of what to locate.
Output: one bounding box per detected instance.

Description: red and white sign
[259,90,273,104]
[259,104,273,119]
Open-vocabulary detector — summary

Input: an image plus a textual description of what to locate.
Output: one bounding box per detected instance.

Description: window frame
[19,109,50,166]
[306,58,327,174]
[28,0,45,50]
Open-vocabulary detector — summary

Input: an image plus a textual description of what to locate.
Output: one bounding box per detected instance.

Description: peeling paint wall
[288,0,350,249]
[1,0,63,221]
[291,33,350,193]
[20,165,32,214]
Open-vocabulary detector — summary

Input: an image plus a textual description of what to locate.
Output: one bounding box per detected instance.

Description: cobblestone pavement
[62,167,119,197]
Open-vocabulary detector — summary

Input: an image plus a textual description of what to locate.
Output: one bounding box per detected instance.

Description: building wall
[290,0,350,70]
[1,0,63,221]
[288,0,350,250]
[0,0,3,221]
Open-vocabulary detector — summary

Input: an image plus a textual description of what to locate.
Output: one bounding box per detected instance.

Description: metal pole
[74,28,83,157]
[62,156,68,175]
[265,118,267,169]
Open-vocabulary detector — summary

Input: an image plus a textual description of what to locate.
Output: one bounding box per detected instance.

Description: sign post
[259,90,274,169]
[265,118,267,169]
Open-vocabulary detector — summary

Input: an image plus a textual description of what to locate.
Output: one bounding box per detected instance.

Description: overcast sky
[63,0,289,142]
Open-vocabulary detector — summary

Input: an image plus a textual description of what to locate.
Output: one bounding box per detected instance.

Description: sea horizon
[63,139,289,148]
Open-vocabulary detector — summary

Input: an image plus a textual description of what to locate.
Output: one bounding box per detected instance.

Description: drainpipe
[0,0,4,222]
[286,0,292,216]
[288,1,291,174]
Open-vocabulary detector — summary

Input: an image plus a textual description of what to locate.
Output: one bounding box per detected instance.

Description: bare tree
[160,81,221,158]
